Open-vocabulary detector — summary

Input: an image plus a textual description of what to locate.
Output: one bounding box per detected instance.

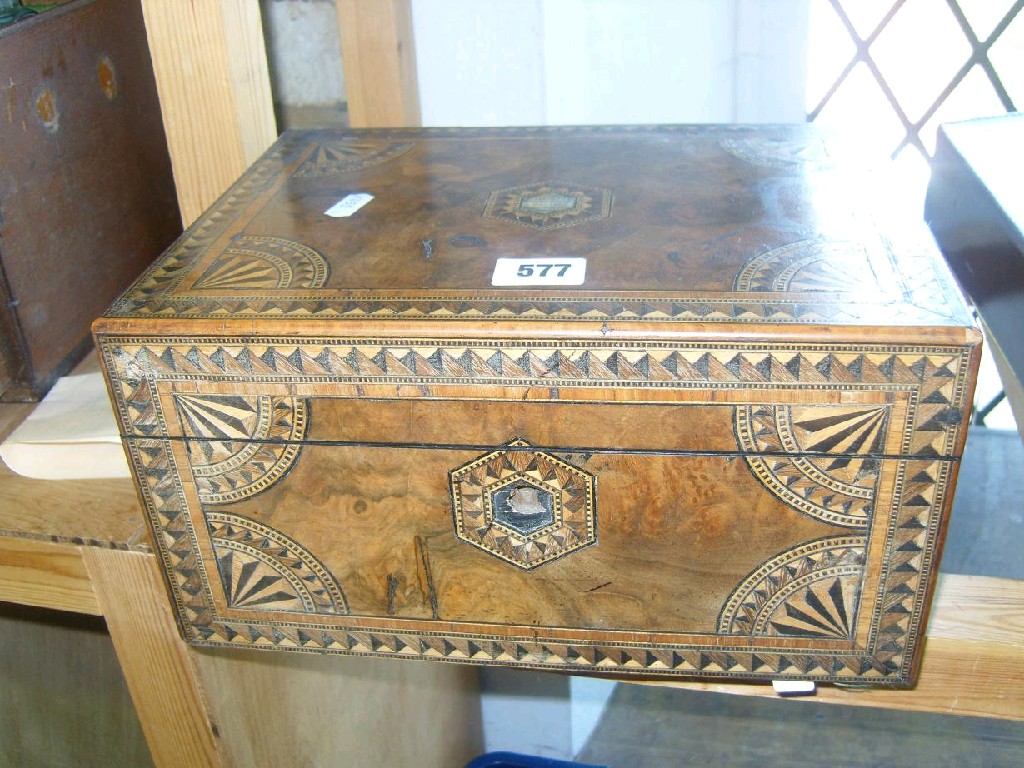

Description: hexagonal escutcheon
[449,439,597,570]
[482,180,613,230]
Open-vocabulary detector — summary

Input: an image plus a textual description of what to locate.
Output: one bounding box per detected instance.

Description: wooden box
[95,126,980,686]
[0,0,181,400]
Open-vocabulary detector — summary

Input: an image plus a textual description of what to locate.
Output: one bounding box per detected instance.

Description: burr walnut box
[95,126,980,686]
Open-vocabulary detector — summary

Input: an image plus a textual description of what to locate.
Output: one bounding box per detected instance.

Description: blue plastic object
[464,752,606,768]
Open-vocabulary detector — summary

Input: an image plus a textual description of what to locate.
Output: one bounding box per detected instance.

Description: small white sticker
[325,193,374,218]
[491,257,587,286]
[772,680,817,697]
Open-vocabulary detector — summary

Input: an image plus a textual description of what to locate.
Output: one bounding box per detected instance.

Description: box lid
[98,125,975,343]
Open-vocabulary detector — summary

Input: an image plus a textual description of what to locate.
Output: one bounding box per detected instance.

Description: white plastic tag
[325,193,374,218]
[491,257,587,286]
[772,680,817,697]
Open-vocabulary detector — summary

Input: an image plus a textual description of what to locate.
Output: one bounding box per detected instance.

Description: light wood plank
[337,0,421,127]
[83,549,223,768]
[220,0,279,164]
[139,0,277,226]
[194,648,483,767]
[0,462,144,548]
[0,538,100,615]
[641,574,1024,721]
[927,574,1024,645]
[638,637,1024,721]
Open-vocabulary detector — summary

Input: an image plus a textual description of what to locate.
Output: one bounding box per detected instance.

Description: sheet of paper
[324,192,374,217]
[0,372,131,479]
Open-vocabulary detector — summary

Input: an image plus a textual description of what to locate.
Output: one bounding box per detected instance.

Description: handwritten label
[325,193,373,218]
[491,257,587,286]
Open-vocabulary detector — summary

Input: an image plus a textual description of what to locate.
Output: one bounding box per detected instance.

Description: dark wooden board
[0,0,180,399]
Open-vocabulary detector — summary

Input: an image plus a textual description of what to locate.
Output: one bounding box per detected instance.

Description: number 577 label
[491,257,587,286]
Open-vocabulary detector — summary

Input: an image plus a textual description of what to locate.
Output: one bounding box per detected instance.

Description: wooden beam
[220,0,280,164]
[337,0,421,127]
[194,649,483,765]
[83,549,223,767]
[0,538,100,615]
[139,0,277,226]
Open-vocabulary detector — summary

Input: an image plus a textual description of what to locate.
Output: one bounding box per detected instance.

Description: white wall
[262,0,346,108]
[479,668,573,758]
[412,0,809,126]
[413,0,549,125]
[478,669,618,760]
[733,0,811,122]
[541,0,737,124]
[570,676,617,757]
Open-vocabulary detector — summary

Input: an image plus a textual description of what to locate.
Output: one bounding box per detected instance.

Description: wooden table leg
[337,0,421,127]
[83,548,223,767]
[138,0,277,226]
[192,645,484,766]
[81,547,485,765]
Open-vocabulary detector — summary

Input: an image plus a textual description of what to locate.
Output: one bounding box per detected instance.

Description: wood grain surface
[221,443,858,631]
[0,538,99,615]
[0,0,181,398]
[194,647,482,767]
[925,574,1024,646]
[84,548,223,768]
[94,126,982,685]
[0,461,144,547]
[0,410,1021,732]
[0,354,145,547]
[97,126,976,337]
[337,0,421,127]
[96,329,975,683]
[139,0,276,226]
[219,0,279,165]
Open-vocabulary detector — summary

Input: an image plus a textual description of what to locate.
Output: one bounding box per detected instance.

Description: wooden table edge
[633,573,1024,721]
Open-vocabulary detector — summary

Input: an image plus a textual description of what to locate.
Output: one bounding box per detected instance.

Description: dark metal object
[926,115,1024,432]
[975,392,1007,426]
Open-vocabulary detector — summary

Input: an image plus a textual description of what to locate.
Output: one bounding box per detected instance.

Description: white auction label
[491,257,587,286]
[771,680,817,697]
[324,193,374,218]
